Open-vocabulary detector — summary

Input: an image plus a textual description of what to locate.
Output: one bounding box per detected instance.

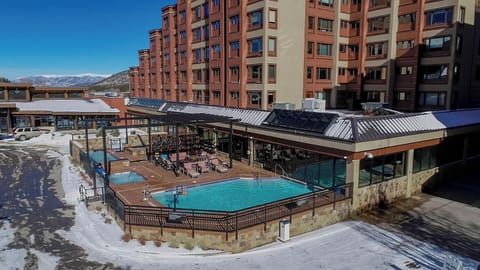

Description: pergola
[84,112,240,191]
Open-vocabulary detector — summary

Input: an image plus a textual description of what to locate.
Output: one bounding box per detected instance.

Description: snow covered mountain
[14,73,110,87]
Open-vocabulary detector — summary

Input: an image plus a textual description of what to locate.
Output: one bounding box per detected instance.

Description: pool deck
[108,157,276,207]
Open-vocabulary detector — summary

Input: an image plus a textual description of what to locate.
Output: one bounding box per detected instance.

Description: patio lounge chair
[210,158,228,173]
[197,161,210,174]
[183,162,200,178]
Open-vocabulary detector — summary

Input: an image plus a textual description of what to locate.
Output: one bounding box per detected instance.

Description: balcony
[340,28,360,37]
[399,0,417,5]
[339,51,359,61]
[340,4,361,13]
[398,22,415,32]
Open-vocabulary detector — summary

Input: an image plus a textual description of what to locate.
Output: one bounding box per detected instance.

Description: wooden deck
[108,155,276,207]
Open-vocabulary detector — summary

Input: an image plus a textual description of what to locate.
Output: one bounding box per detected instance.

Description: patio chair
[197,161,210,174]
[210,158,228,173]
[183,162,200,178]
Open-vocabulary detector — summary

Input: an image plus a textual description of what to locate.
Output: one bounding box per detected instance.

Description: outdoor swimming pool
[152,177,317,212]
[89,151,117,164]
[109,172,144,185]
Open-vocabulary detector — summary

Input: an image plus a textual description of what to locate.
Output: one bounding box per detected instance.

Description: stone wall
[114,200,352,253]
[355,176,408,211]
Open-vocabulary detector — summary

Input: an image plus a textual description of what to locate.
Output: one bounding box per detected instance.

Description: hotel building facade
[129,0,480,112]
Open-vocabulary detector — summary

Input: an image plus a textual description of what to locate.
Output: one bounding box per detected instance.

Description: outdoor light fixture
[364,152,374,159]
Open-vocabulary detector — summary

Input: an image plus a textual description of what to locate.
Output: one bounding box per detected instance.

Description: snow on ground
[1,132,479,269]
[0,221,27,270]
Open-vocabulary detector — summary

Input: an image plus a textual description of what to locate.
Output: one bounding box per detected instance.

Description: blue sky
[0,0,174,79]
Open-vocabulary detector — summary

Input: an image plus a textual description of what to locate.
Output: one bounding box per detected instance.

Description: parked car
[13,127,44,141]
[0,133,14,141]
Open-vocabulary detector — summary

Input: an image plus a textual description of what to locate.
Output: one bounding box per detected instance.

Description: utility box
[279,220,290,242]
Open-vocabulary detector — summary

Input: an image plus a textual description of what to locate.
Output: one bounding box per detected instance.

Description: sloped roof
[160,103,270,126]
[324,113,447,141]
[3,99,119,114]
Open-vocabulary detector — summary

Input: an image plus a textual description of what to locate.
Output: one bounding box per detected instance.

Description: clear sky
[0,0,174,80]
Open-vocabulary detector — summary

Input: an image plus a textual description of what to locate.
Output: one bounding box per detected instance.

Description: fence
[105,182,353,240]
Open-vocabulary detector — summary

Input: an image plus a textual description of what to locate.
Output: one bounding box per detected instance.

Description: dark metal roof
[261,109,338,134]
[128,98,166,109]
[160,102,270,126]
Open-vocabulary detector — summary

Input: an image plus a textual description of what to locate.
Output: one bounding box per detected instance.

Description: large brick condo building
[129,0,480,112]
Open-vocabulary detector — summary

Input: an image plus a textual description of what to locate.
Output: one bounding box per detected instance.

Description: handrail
[274,163,286,177]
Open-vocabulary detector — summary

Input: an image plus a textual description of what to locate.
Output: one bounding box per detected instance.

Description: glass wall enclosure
[413,145,437,173]
[359,151,406,187]
[254,140,346,188]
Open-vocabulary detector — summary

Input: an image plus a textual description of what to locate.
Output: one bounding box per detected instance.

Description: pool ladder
[274,163,287,178]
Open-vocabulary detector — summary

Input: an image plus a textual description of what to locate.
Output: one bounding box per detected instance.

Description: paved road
[0,144,121,269]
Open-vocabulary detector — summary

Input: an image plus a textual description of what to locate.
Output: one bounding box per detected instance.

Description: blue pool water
[89,151,117,164]
[152,177,317,212]
[109,172,144,185]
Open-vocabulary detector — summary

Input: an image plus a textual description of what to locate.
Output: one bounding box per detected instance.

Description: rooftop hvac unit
[303,98,326,112]
[272,102,296,110]
[279,220,290,242]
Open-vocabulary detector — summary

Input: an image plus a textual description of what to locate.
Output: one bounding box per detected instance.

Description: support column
[248,137,254,166]
[406,149,414,197]
[345,159,360,212]
[462,137,469,164]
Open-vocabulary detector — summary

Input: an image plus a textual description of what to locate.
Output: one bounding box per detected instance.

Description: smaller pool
[109,172,144,185]
[89,151,117,164]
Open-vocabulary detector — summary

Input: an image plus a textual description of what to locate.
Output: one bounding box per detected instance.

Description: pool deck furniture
[182,162,200,178]
[197,161,210,174]
[210,158,228,173]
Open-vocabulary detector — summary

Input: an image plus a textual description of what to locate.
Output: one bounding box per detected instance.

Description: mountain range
[14,70,129,91]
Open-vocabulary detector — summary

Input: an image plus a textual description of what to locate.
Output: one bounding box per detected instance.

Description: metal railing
[104,182,353,240]
[79,184,104,207]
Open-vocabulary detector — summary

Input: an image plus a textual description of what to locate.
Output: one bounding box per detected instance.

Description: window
[213,44,221,53]
[365,66,387,80]
[268,92,275,105]
[268,37,277,56]
[338,68,346,76]
[317,43,332,56]
[268,64,276,82]
[203,25,210,39]
[397,40,415,49]
[359,152,406,187]
[423,36,450,52]
[193,70,202,81]
[418,92,446,106]
[420,65,448,81]
[248,65,262,81]
[231,92,239,100]
[368,16,390,32]
[230,15,239,25]
[268,9,277,28]
[192,28,202,41]
[396,92,407,101]
[459,7,465,24]
[413,146,438,173]
[307,66,313,79]
[180,31,186,40]
[453,64,460,82]
[248,37,263,54]
[213,0,220,6]
[369,0,390,8]
[319,0,334,7]
[367,42,387,57]
[318,18,333,32]
[308,16,315,30]
[230,41,240,51]
[249,10,263,28]
[213,91,220,99]
[456,35,462,54]
[249,92,261,105]
[425,8,453,26]
[204,47,210,59]
[398,13,416,24]
[307,42,314,54]
[316,68,331,80]
[397,66,413,75]
[212,20,221,30]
